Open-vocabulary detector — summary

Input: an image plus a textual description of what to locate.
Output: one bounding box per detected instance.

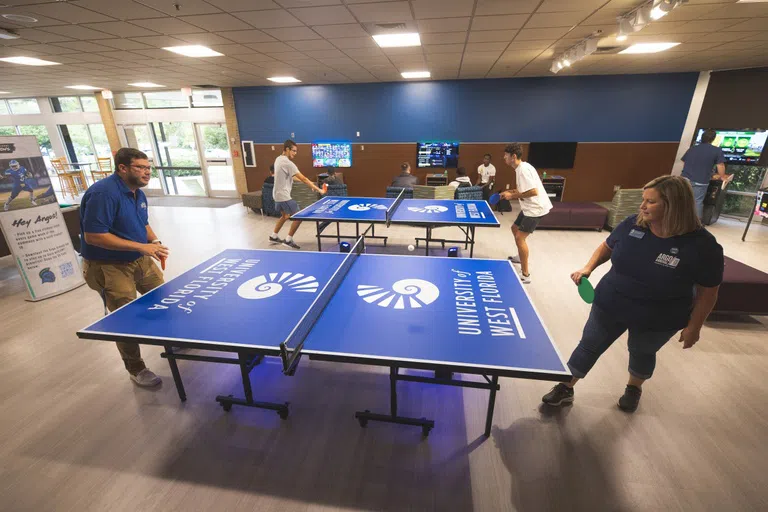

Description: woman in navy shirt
[543,176,724,412]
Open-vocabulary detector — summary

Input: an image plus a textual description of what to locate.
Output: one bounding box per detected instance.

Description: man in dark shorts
[270,139,324,249]
[680,128,729,218]
[500,143,552,284]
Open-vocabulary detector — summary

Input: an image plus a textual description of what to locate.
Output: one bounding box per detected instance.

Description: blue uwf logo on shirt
[140,201,147,210]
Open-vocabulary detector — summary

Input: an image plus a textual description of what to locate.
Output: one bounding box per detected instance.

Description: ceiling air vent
[594,46,626,55]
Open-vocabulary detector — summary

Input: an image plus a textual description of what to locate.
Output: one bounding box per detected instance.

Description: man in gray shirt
[270,139,324,249]
[681,129,729,218]
[391,162,418,188]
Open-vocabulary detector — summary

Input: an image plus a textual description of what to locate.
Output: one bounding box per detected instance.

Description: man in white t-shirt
[476,153,496,199]
[270,139,324,249]
[500,143,552,283]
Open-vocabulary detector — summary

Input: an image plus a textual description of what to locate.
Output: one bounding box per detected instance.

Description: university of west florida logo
[357,279,439,309]
[407,205,448,214]
[348,203,387,212]
[237,272,318,299]
[140,201,147,209]
[39,267,56,284]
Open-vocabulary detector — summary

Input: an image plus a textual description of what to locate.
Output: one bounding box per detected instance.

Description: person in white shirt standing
[270,139,324,249]
[500,143,552,283]
[476,153,496,199]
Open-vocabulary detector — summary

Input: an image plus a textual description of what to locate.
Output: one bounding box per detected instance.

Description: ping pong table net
[279,235,366,376]
[385,188,406,227]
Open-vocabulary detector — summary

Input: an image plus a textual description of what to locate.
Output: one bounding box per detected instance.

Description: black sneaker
[617,385,642,412]
[283,239,301,250]
[542,383,574,406]
[269,235,284,244]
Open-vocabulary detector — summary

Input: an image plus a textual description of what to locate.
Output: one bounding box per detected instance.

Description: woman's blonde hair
[635,175,702,236]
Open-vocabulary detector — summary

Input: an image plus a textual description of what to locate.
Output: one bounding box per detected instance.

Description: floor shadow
[492,405,631,512]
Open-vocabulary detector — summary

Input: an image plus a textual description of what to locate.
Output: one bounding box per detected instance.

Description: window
[17,125,55,158]
[59,124,109,163]
[88,123,111,158]
[81,95,98,112]
[192,89,223,107]
[0,125,16,135]
[0,101,8,115]
[8,98,40,114]
[144,90,188,109]
[113,92,143,109]
[51,96,82,113]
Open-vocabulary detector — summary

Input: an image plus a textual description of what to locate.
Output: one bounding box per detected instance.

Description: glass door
[196,123,237,197]
[122,124,163,194]
[150,122,204,196]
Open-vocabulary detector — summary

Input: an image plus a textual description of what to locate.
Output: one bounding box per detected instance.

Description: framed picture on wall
[241,140,256,167]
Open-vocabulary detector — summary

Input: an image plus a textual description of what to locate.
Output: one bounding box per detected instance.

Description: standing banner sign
[0,135,85,300]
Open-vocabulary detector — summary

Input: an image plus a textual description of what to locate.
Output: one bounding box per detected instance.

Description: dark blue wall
[234,73,698,144]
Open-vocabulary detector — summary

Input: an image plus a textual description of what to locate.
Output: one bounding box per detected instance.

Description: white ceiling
[0,0,766,97]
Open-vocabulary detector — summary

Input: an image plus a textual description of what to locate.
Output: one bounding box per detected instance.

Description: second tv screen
[417,142,459,168]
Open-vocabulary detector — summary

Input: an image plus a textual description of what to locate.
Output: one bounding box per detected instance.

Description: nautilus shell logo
[357,279,440,309]
[407,205,448,214]
[237,272,318,300]
[348,203,388,211]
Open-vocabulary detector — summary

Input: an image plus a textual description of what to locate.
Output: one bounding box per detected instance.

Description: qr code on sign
[59,261,74,278]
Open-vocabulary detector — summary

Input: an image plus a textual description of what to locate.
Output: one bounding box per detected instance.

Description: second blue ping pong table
[77,238,569,438]
[291,193,500,257]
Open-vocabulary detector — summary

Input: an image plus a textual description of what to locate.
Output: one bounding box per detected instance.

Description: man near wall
[681,129,729,218]
[79,148,169,387]
[391,162,418,188]
[270,139,324,249]
[476,154,496,199]
[500,143,552,284]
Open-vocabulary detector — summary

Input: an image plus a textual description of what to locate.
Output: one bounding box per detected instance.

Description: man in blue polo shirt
[80,148,169,387]
[681,129,729,218]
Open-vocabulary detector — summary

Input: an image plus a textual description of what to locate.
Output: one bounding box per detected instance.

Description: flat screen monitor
[312,141,352,168]
[527,142,578,169]
[695,129,767,165]
[416,141,460,168]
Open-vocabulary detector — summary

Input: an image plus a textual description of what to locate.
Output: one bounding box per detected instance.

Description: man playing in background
[79,148,169,387]
[500,143,552,284]
[391,162,418,188]
[270,140,324,249]
[476,153,496,189]
[681,129,730,218]
[3,160,37,211]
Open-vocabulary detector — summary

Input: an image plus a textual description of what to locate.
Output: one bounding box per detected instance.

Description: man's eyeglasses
[131,165,152,171]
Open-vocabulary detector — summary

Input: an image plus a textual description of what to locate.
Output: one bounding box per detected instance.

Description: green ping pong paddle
[577,276,595,304]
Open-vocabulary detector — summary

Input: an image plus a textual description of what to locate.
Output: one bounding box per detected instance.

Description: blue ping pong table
[291,195,500,257]
[77,241,569,437]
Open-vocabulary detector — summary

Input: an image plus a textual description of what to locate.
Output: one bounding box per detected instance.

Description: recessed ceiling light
[373,32,421,48]
[163,45,223,58]
[401,71,430,79]
[66,85,102,90]
[129,82,164,88]
[0,56,60,66]
[267,76,301,84]
[1,14,38,23]
[619,42,680,54]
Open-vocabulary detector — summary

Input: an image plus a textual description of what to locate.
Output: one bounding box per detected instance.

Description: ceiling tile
[581,8,626,25]
[313,24,370,38]
[471,15,528,31]
[131,17,204,35]
[72,1,167,20]
[411,0,474,19]
[329,37,377,49]
[421,32,468,45]
[12,43,75,55]
[424,44,465,54]
[53,40,114,53]
[290,39,337,51]
[219,30,277,43]
[516,27,571,41]
[538,0,606,12]
[13,28,73,43]
[25,3,115,24]
[468,30,518,43]
[722,18,768,32]
[245,42,296,52]
[262,26,323,41]
[175,32,240,45]
[347,1,413,23]
[418,18,470,33]
[289,6,357,25]
[92,39,153,51]
[0,7,68,28]
[82,22,160,38]
[466,41,509,52]
[39,25,115,40]
[475,0,540,16]
[677,19,744,33]
[342,47,385,57]
[526,12,588,29]
[135,0,222,15]
[177,13,254,32]
[129,35,188,47]
[305,49,348,59]
[235,9,304,28]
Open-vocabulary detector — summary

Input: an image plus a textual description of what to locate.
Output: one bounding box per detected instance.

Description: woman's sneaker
[617,385,642,412]
[542,383,574,406]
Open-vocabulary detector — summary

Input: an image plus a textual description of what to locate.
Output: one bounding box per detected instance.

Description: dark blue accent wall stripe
[234,73,698,144]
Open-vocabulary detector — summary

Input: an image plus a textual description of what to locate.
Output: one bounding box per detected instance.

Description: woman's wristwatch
[151,239,162,245]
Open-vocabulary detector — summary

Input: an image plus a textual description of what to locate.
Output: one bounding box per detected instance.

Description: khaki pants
[83,256,164,375]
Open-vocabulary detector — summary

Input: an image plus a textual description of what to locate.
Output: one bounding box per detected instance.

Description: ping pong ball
[408,245,415,252]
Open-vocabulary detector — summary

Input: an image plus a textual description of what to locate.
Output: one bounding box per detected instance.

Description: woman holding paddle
[542,176,724,412]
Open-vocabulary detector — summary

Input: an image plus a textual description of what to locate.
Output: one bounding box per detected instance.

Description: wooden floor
[1,204,766,512]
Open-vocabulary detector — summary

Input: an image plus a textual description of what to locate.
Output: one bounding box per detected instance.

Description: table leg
[164,345,187,402]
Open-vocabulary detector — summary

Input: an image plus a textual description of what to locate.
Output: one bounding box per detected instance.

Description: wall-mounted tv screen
[695,129,767,165]
[527,142,578,169]
[312,141,352,168]
[417,141,460,168]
